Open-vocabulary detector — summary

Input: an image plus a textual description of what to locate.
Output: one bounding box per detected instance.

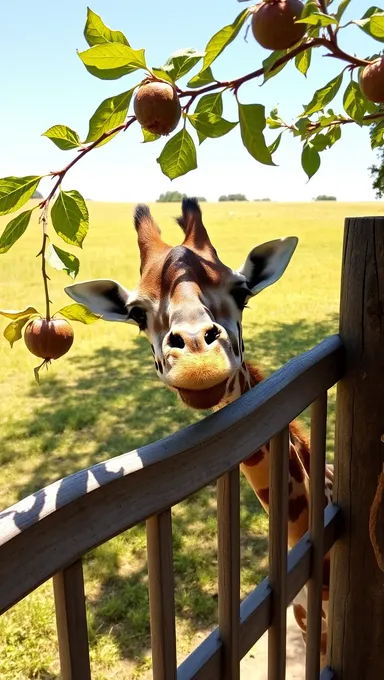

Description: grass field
[0,199,382,679]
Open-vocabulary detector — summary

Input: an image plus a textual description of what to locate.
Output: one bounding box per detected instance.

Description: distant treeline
[156,191,273,203]
[157,191,207,203]
[313,195,337,201]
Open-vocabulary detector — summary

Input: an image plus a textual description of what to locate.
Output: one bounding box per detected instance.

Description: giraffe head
[65,198,297,410]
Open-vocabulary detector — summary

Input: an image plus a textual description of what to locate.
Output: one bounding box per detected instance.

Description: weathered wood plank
[328,216,384,678]
[268,429,289,680]
[0,335,345,614]
[53,559,91,680]
[217,468,240,680]
[177,504,341,680]
[305,393,327,679]
[147,510,177,680]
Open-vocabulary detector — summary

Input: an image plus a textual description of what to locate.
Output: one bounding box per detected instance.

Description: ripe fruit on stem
[24,318,74,360]
[134,81,181,135]
[251,0,306,51]
[359,58,384,104]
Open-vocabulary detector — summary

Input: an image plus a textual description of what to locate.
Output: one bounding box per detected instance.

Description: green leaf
[262,49,287,84]
[370,119,384,149]
[301,72,344,117]
[78,43,146,80]
[195,92,223,116]
[3,317,32,348]
[187,67,215,88]
[51,190,89,248]
[57,303,100,324]
[1,306,40,348]
[45,243,80,279]
[311,133,331,151]
[343,80,367,123]
[238,103,275,166]
[301,142,321,180]
[295,48,312,76]
[193,92,224,143]
[336,0,352,22]
[188,112,237,144]
[0,210,33,254]
[85,89,134,145]
[0,306,39,320]
[293,117,311,139]
[142,128,160,143]
[268,132,283,155]
[296,12,338,26]
[266,108,284,129]
[151,68,175,85]
[157,129,197,180]
[84,7,129,47]
[42,125,81,151]
[327,124,342,146]
[200,9,249,72]
[354,7,384,43]
[0,176,41,216]
[156,48,205,83]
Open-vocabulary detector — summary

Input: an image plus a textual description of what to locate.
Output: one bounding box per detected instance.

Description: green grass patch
[0,199,382,678]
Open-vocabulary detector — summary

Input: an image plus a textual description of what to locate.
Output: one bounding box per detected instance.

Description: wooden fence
[0,216,383,679]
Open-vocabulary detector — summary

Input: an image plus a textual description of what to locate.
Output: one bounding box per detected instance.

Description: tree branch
[38,35,371,212]
[39,117,137,209]
[307,111,384,133]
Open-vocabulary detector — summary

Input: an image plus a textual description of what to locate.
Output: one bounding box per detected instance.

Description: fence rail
[0,333,345,679]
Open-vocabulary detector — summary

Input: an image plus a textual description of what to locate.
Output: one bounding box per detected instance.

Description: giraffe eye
[128,305,147,330]
[230,288,250,311]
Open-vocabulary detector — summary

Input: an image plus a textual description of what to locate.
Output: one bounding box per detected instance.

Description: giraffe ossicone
[65,197,332,668]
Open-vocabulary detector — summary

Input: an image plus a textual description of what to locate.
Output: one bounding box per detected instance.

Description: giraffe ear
[238,237,298,296]
[64,279,131,322]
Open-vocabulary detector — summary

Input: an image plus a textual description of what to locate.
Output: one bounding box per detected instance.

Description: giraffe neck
[215,360,311,548]
[217,360,332,668]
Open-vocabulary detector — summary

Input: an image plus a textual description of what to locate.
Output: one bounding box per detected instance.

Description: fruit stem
[39,209,51,320]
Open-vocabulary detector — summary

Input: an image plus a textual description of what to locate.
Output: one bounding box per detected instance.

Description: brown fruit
[359,58,384,104]
[252,0,306,51]
[134,81,181,136]
[24,318,74,360]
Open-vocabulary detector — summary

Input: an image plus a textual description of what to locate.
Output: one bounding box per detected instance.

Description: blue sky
[0,0,380,202]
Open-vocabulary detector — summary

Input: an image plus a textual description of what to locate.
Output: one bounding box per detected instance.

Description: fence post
[328,216,384,678]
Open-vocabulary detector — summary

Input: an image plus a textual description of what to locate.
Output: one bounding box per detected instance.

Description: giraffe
[64,197,333,668]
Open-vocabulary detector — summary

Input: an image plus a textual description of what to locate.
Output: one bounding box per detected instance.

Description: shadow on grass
[0,313,339,670]
[244,313,339,456]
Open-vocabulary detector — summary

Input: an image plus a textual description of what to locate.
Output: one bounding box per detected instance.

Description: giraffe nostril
[168,332,185,349]
[204,325,220,345]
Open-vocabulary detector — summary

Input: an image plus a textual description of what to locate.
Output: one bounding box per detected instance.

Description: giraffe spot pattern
[288,494,308,522]
[242,449,265,466]
[288,456,304,483]
[257,487,269,504]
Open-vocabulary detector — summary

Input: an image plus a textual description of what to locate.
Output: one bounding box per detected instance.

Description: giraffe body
[65,198,333,667]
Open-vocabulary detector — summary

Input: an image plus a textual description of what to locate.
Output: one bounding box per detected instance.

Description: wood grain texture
[53,560,91,680]
[177,504,341,680]
[147,510,177,680]
[0,336,344,615]
[268,429,289,680]
[305,393,327,679]
[328,217,384,678]
[217,468,240,680]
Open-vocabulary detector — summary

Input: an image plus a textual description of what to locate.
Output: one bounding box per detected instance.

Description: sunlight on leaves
[157,129,197,179]
[51,190,89,248]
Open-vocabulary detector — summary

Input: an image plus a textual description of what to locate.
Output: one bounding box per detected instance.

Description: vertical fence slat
[217,467,240,680]
[306,392,327,679]
[53,559,91,680]
[268,427,289,680]
[147,509,177,680]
